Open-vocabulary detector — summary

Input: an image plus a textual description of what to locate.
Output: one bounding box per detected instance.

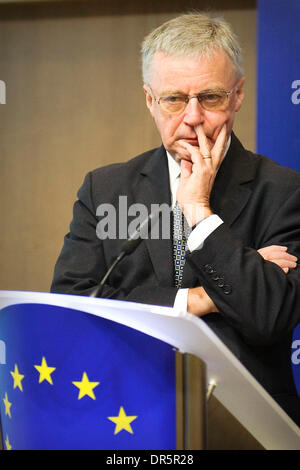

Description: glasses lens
[159,95,186,113]
[200,92,227,110]
[158,91,230,113]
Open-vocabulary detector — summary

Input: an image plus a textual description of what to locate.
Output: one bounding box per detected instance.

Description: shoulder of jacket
[254,152,300,187]
[89,147,160,179]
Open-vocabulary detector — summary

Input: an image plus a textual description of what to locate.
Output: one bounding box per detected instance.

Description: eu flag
[0,302,176,450]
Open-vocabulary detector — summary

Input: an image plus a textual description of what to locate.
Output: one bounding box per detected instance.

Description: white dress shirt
[166,137,231,312]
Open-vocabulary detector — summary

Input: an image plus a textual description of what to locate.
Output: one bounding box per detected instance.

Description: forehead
[149,50,236,93]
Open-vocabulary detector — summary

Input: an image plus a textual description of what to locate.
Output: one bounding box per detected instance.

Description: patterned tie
[172,202,191,288]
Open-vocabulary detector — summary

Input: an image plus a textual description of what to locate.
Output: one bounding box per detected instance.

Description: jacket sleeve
[186,187,300,347]
[50,172,177,307]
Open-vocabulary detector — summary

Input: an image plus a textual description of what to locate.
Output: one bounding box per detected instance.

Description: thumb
[180,159,192,178]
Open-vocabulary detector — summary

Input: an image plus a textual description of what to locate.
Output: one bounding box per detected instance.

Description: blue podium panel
[0,303,176,450]
[292,323,300,398]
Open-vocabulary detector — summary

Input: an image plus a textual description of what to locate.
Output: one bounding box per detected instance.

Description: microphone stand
[90,209,162,298]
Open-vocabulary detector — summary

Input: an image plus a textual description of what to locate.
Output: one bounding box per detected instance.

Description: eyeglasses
[149,87,235,114]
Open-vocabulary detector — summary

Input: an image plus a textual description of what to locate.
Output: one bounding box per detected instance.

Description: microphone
[90,209,161,298]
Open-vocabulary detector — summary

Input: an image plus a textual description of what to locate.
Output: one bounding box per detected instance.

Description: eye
[163,95,185,103]
[202,93,222,102]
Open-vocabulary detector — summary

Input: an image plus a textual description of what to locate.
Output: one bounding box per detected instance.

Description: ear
[234,76,245,112]
[143,84,155,117]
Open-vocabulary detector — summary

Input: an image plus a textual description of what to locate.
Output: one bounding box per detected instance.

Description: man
[51,13,300,425]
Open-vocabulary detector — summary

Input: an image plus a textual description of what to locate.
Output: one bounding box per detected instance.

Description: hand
[176,124,228,226]
[187,245,297,317]
[258,245,297,273]
[187,286,219,316]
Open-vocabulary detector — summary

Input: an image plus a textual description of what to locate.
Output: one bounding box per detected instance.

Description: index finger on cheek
[195,125,210,156]
[213,124,228,156]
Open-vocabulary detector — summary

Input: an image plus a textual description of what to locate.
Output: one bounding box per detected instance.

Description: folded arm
[176,125,300,346]
[187,244,298,316]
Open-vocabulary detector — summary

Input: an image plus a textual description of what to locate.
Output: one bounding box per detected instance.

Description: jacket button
[211,273,219,281]
[204,264,214,274]
[217,278,225,288]
[223,285,232,294]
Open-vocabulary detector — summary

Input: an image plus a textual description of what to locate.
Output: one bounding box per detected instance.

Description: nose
[182,97,205,127]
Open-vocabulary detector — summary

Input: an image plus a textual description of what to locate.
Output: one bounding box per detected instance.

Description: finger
[258,246,297,260]
[211,124,228,168]
[268,258,297,268]
[261,251,298,263]
[271,245,288,252]
[195,125,211,157]
[180,159,193,178]
[279,252,298,262]
[179,141,204,165]
[176,144,192,160]
[283,267,289,274]
[259,245,288,252]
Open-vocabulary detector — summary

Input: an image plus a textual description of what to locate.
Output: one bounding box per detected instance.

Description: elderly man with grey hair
[51,13,300,426]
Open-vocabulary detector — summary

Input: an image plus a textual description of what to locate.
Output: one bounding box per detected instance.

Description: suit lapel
[135,146,175,287]
[210,133,257,226]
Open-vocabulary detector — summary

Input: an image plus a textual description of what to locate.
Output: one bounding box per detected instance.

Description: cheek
[208,110,228,126]
[208,110,233,133]
[155,115,181,142]
[202,113,224,139]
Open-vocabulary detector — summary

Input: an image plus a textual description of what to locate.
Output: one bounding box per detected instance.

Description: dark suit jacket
[51,133,300,425]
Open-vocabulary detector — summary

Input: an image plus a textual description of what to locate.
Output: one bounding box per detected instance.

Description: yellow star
[72,372,99,400]
[10,364,25,391]
[3,392,12,418]
[34,357,56,385]
[5,435,12,450]
[108,406,137,435]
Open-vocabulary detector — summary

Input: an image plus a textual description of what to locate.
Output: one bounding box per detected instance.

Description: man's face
[144,50,245,161]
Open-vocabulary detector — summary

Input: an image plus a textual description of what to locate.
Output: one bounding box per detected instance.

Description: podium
[0,290,299,450]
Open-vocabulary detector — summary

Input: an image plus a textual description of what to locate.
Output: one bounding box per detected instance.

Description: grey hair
[141,13,244,84]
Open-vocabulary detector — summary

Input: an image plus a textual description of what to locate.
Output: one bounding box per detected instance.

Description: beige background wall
[0,0,256,293]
